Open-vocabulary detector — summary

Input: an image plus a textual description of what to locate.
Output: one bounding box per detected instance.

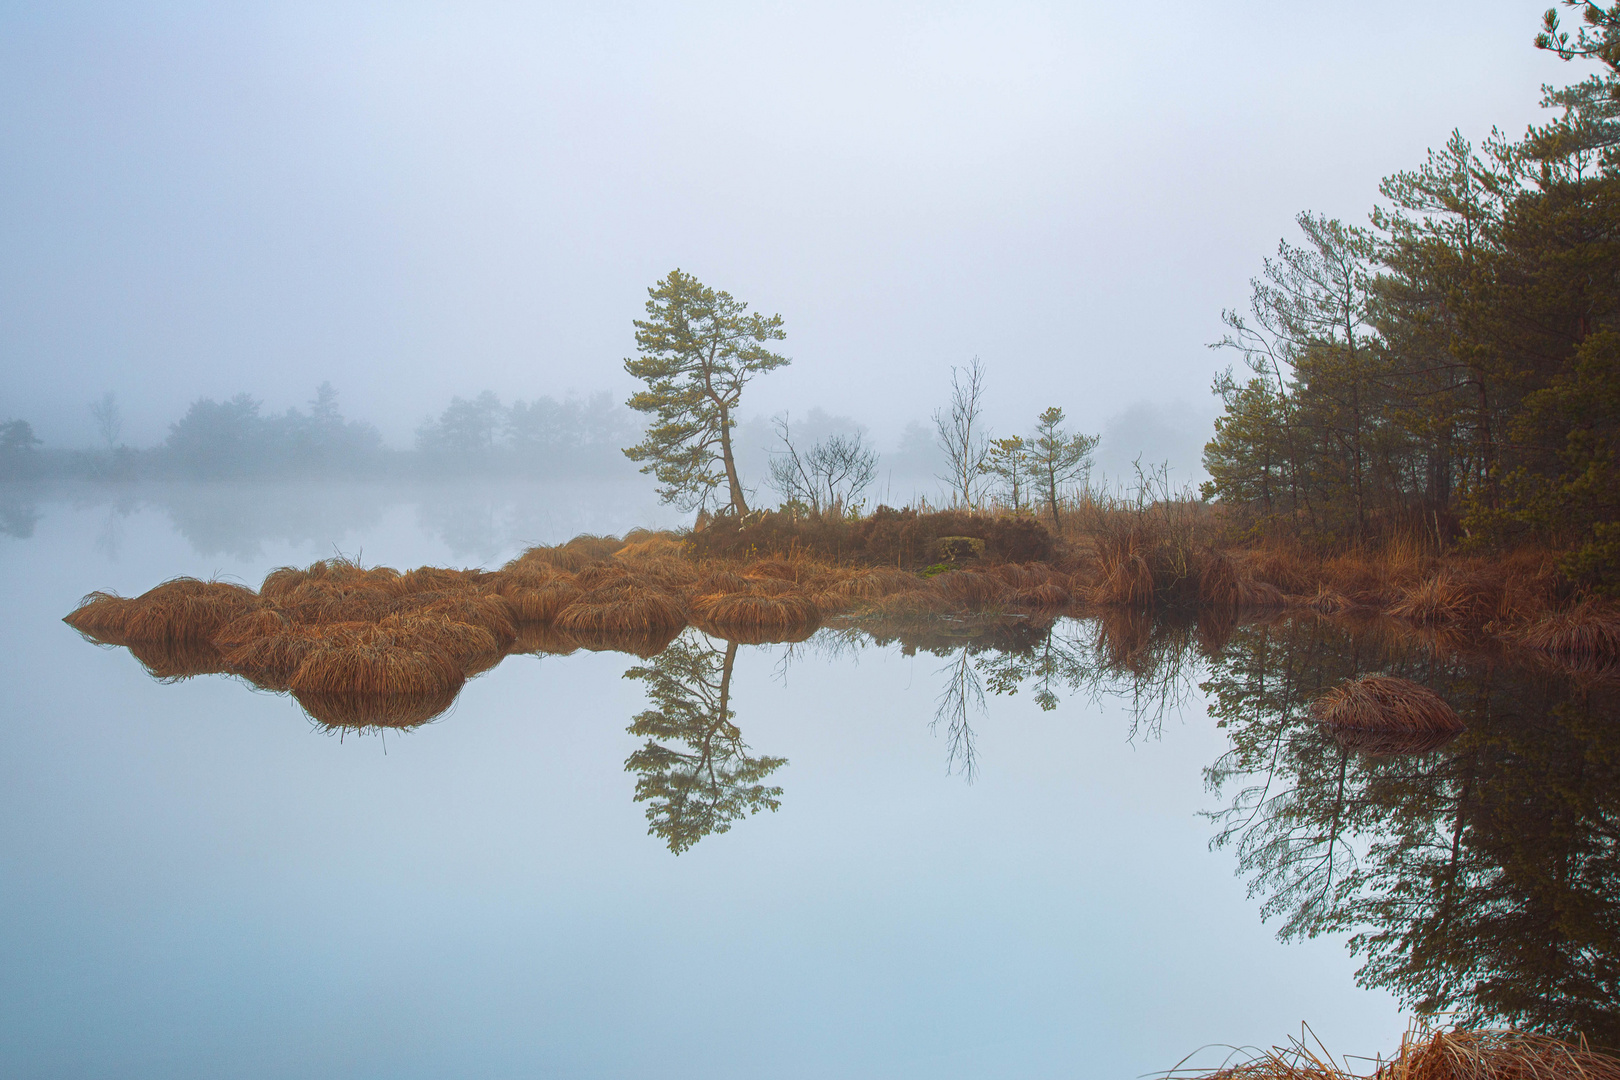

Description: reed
[1312,674,1464,755]
[63,591,137,643]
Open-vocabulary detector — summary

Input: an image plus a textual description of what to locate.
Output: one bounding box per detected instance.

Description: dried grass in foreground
[1165,1027,1620,1080]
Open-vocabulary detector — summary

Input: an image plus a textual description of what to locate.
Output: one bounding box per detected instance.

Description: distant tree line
[0,383,643,482]
[1203,6,1620,591]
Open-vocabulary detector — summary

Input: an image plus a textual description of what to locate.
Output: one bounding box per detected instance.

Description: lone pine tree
[623,270,789,516]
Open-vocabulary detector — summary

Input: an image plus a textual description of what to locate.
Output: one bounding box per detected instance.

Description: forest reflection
[86,602,1617,1042]
[694,611,1619,1044]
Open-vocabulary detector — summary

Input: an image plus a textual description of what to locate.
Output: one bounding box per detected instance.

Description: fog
[0,1,1583,490]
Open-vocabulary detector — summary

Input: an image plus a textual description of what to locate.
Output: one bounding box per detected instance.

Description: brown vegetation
[1175,1027,1620,1080]
[1312,674,1466,756]
[63,503,1620,726]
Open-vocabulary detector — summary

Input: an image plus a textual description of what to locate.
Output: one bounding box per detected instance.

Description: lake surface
[3,481,1613,1078]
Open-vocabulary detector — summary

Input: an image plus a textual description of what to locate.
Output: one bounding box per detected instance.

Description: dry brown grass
[742,556,801,581]
[1197,550,1288,610]
[1088,530,1159,606]
[211,609,293,657]
[275,579,393,624]
[865,590,954,619]
[498,580,582,624]
[554,582,687,636]
[991,563,1058,589]
[221,624,347,691]
[1519,600,1620,664]
[63,591,137,643]
[115,578,262,643]
[508,623,581,656]
[397,566,489,594]
[404,593,517,647]
[293,687,461,731]
[124,637,230,681]
[934,570,1002,609]
[1012,580,1074,610]
[1173,1027,1620,1080]
[818,567,925,602]
[377,612,504,674]
[287,624,464,696]
[691,591,821,643]
[618,553,699,589]
[562,624,683,658]
[694,568,753,594]
[1312,674,1464,756]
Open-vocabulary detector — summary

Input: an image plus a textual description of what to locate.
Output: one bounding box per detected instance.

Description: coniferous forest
[1202,8,1620,593]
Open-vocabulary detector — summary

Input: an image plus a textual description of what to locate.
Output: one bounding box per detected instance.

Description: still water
[8,480,1608,1078]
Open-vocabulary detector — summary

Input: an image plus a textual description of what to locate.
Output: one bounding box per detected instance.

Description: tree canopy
[1202,21,1620,589]
[623,269,789,516]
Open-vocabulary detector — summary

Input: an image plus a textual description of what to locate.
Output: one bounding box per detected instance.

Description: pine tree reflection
[1202,616,1620,1046]
[623,631,785,854]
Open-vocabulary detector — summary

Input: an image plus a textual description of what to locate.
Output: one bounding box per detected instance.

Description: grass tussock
[1176,1027,1620,1080]
[1312,674,1465,756]
[125,637,230,682]
[63,591,137,642]
[294,687,460,731]
[691,591,821,643]
[118,578,261,643]
[286,624,464,697]
[554,582,687,636]
[499,580,582,624]
[508,623,580,656]
[1518,600,1620,665]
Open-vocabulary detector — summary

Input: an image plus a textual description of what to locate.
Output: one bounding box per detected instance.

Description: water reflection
[68,594,1620,1042]
[1201,615,1620,1045]
[623,633,786,854]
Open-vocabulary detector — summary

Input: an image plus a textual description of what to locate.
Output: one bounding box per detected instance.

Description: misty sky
[0,1,1590,472]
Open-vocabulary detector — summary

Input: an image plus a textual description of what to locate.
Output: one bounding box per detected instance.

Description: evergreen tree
[624,270,789,516]
[1028,407,1098,531]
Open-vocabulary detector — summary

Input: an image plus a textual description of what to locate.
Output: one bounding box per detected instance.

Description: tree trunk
[1047,465,1061,533]
[718,404,749,516]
